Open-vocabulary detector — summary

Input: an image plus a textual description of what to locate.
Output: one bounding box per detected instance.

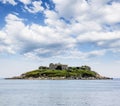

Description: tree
[80,65,91,71]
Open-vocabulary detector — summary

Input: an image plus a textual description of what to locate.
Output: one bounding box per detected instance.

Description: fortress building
[49,63,68,70]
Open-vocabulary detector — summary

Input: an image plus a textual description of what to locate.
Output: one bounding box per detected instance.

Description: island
[6,63,112,80]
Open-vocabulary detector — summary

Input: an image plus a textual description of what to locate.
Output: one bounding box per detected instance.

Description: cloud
[51,0,120,52]
[53,0,120,25]
[0,13,76,58]
[24,1,44,13]
[0,0,17,5]
[77,31,120,42]
[77,31,120,50]
[53,0,90,20]
[100,2,120,24]
[50,48,107,61]
[18,0,31,5]
[0,0,44,13]
[0,31,15,54]
[0,0,120,60]
[109,40,120,48]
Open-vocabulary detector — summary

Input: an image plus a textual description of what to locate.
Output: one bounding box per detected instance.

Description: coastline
[5,76,112,80]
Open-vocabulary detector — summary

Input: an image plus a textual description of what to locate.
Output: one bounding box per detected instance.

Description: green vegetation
[6,64,111,80]
[21,66,98,79]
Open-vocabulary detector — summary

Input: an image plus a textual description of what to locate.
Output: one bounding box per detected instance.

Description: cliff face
[8,65,112,80]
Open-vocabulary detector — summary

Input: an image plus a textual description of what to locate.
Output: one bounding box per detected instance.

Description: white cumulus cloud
[0,14,76,58]
[0,0,17,5]
[18,0,31,5]
[24,1,44,13]
[0,0,120,59]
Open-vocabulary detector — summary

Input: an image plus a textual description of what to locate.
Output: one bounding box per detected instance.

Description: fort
[49,63,68,70]
[39,63,68,70]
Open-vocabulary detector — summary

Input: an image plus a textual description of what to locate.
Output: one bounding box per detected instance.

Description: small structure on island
[49,63,68,70]
[39,66,49,70]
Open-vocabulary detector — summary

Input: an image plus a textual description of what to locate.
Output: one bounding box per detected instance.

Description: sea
[0,79,120,106]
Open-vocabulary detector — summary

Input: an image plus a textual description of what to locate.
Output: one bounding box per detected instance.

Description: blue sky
[0,0,120,78]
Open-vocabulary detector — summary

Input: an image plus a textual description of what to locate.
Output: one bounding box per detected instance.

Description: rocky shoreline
[5,76,112,80]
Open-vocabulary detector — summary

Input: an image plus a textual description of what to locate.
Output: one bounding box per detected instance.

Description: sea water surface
[0,79,120,106]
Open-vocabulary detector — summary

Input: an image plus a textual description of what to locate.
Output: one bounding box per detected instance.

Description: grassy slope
[22,69,98,79]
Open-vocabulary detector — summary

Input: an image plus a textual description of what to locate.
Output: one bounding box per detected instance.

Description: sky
[0,0,120,78]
